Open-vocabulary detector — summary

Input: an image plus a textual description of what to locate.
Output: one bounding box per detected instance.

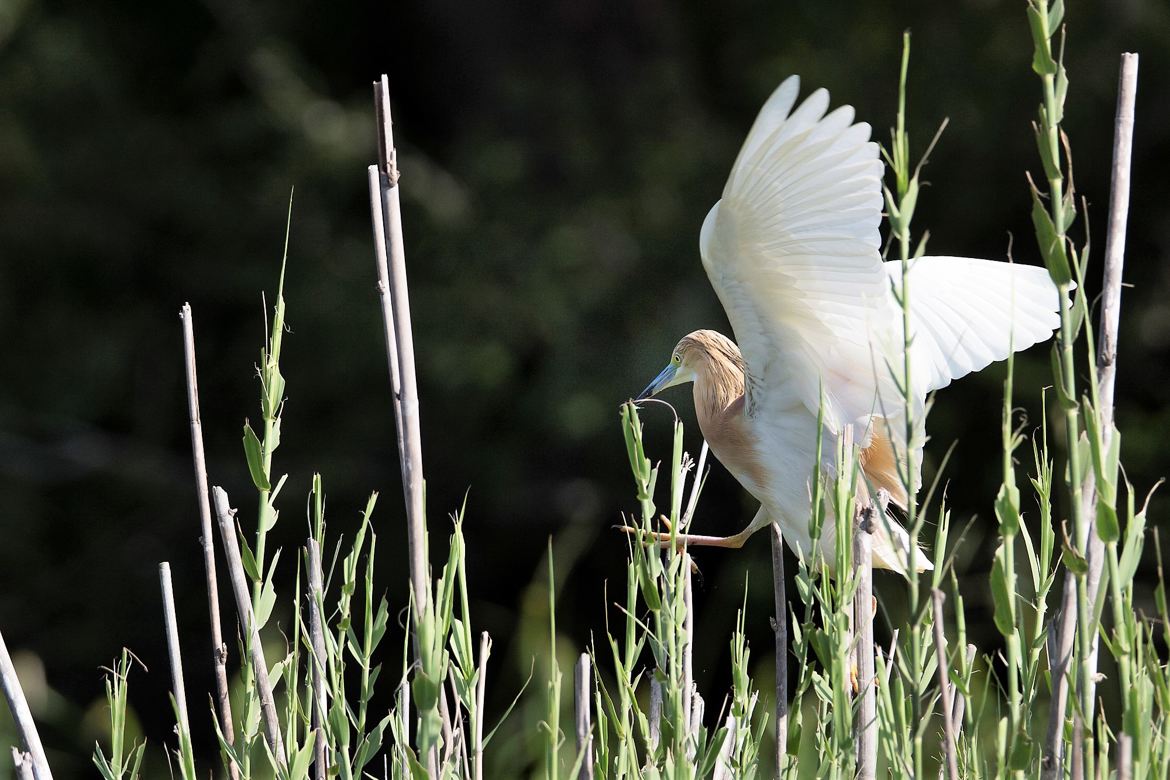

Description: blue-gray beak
[637,363,678,401]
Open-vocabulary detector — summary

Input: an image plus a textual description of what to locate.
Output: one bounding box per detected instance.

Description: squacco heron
[637,76,1063,577]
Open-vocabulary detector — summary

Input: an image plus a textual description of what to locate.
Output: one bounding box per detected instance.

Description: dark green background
[1,0,1167,774]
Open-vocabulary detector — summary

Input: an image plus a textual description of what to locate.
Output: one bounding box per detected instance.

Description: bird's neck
[692,357,746,426]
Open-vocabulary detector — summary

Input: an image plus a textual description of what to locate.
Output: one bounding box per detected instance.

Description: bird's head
[637,330,743,400]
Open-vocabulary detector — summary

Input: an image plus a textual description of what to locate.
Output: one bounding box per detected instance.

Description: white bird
[636,76,1064,577]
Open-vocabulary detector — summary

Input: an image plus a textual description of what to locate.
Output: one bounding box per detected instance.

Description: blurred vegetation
[0,0,1168,773]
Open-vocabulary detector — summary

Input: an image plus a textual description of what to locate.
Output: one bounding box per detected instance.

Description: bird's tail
[871,512,934,577]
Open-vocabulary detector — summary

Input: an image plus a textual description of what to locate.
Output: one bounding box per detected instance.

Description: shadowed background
[0,0,1168,775]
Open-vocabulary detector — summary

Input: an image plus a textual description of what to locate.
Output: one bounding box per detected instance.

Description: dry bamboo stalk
[950,644,976,742]
[306,539,328,780]
[853,501,876,780]
[370,74,438,778]
[1096,50,1138,473]
[474,631,490,780]
[369,77,428,614]
[179,304,238,776]
[439,686,454,769]
[10,749,34,780]
[1045,52,1140,778]
[712,714,736,780]
[1082,49,1140,713]
[769,521,788,774]
[648,679,662,753]
[1044,590,1076,777]
[448,719,465,779]
[688,688,704,749]
[0,628,52,779]
[365,169,406,469]
[881,629,899,689]
[211,486,287,768]
[931,590,959,780]
[1117,733,1133,780]
[159,563,192,752]
[398,677,412,780]
[683,556,695,743]
[1070,712,1084,780]
[460,719,472,780]
[840,424,857,711]
[574,653,594,780]
[444,669,464,773]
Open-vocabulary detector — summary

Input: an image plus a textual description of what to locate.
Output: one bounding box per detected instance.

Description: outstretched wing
[887,256,1063,397]
[699,76,901,438]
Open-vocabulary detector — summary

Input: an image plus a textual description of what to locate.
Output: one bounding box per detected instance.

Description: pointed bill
[637,363,679,400]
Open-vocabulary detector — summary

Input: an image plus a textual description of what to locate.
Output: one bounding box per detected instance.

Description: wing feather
[695,76,1062,571]
[700,77,899,439]
[887,256,1064,395]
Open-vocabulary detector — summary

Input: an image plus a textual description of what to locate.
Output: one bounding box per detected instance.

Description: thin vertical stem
[178,305,237,776]
[0,629,52,779]
[853,503,876,780]
[713,715,736,780]
[1082,50,1139,708]
[574,654,594,780]
[249,206,290,613]
[931,590,959,780]
[159,563,192,747]
[370,77,428,614]
[1095,52,1139,425]
[546,541,561,780]
[1117,733,1133,780]
[370,75,437,778]
[365,171,406,471]
[306,539,329,780]
[770,522,788,775]
[1046,581,1077,776]
[439,688,454,769]
[950,644,976,741]
[1070,712,1085,780]
[885,32,929,778]
[688,691,705,755]
[1031,0,1088,767]
[474,632,490,780]
[648,679,662,754]
[444,670,465,774]
[211,486,288,768]
[683,556,695,745]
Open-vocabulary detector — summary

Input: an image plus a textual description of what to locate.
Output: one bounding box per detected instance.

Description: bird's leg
[617,507,769,551]
[617,526,757,551]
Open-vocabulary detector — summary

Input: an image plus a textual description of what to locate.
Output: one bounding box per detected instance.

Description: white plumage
[639,76,1064,576]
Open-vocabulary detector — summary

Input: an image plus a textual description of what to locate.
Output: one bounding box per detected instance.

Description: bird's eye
[672,354,681,364]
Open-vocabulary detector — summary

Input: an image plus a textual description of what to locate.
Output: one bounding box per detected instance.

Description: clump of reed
[0,4,1159,779]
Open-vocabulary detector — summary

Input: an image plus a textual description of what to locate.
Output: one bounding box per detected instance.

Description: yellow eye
[671,354,681,365]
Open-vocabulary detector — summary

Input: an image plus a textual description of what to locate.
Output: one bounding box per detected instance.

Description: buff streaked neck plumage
[674,330,747,423]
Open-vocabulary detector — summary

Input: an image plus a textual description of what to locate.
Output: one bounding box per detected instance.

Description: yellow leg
[616,526,758,550]
[616,506,770,551]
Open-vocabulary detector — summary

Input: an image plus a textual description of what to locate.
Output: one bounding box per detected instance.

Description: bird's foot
[849,661,881,695]
[615,513,672,542]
